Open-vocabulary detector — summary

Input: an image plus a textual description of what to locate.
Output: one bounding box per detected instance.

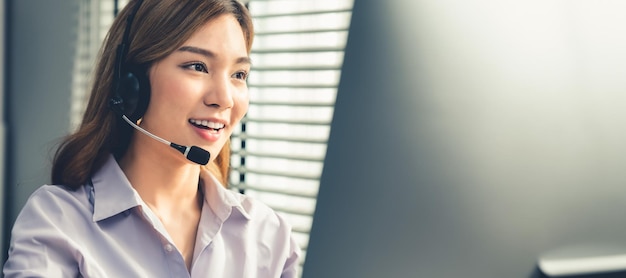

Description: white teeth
[207,121,222,129]
[190,119,225,129]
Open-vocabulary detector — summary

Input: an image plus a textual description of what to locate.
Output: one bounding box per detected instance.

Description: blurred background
[4,1,626,277]
[304,1,626,277]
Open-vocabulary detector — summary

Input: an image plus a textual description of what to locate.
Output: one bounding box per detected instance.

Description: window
[71,0,354,274]
[233,0,354,270]
[71,0,128,129]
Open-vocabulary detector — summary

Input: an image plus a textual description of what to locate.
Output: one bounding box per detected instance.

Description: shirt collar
[91,155,142,222]
[90,154,251,222]
[200,169,251,221]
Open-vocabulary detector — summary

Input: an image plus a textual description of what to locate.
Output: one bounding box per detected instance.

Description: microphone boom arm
[121,115,210,165]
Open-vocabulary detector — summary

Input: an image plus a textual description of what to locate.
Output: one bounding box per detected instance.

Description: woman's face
[140,14,250,163]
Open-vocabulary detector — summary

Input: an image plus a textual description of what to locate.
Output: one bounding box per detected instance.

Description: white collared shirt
[4,155,301,277]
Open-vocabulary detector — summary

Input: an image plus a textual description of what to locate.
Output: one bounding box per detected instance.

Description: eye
[232,71,248,81]
[182,62,208,73]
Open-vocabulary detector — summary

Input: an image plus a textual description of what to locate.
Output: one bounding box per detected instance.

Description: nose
[204,73,234,109]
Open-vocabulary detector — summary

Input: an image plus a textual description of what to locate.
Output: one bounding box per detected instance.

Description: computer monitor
[303,1,626,277]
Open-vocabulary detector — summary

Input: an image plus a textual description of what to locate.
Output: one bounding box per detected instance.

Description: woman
[3,0,301,277]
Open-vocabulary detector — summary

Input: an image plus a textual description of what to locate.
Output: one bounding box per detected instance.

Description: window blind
[71,0,128,129]
[233,1,354,271]
[70,0,354,274]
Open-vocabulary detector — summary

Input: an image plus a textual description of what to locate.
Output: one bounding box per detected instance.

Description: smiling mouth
[189,119,225,131]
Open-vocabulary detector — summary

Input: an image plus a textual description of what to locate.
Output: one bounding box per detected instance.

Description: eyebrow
[178,45,252,66]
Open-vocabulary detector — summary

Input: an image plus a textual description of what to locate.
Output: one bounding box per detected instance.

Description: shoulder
[4,185,91,277]
[15,184,92,227]
[28,183,88,200]
[199,177,303,276]
[26,184,90,208]
[203,170,292,231]
[232,190,287,224]
[225,189,298,241]
[224,190,302,268]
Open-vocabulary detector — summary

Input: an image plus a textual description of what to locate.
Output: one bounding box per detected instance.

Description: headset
[107,0,211,165]
[109,0,148,123]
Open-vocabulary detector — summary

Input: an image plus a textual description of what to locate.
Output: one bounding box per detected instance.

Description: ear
[124,65,151,122]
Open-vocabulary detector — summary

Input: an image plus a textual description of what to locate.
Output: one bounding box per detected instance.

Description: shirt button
[164,244,174,252]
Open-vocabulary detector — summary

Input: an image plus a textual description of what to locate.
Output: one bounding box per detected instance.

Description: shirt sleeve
[281,233,302,278]
[3,187,81,277]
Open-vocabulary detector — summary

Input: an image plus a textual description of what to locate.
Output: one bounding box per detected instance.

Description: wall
[0,0,6,267]
[3,0,78,263]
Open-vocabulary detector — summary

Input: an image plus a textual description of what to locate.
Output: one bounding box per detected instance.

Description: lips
[189,119,225,131]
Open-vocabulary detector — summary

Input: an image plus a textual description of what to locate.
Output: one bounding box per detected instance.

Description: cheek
[151,80,201,114]
[232,91,250,122]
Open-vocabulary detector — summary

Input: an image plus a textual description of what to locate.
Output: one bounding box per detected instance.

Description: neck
[119,135,203,210]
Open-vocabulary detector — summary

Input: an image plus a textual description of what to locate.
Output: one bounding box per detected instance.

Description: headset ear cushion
[120,69,150,122]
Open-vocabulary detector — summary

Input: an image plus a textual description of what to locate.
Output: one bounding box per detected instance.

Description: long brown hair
[52,0,254,189]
